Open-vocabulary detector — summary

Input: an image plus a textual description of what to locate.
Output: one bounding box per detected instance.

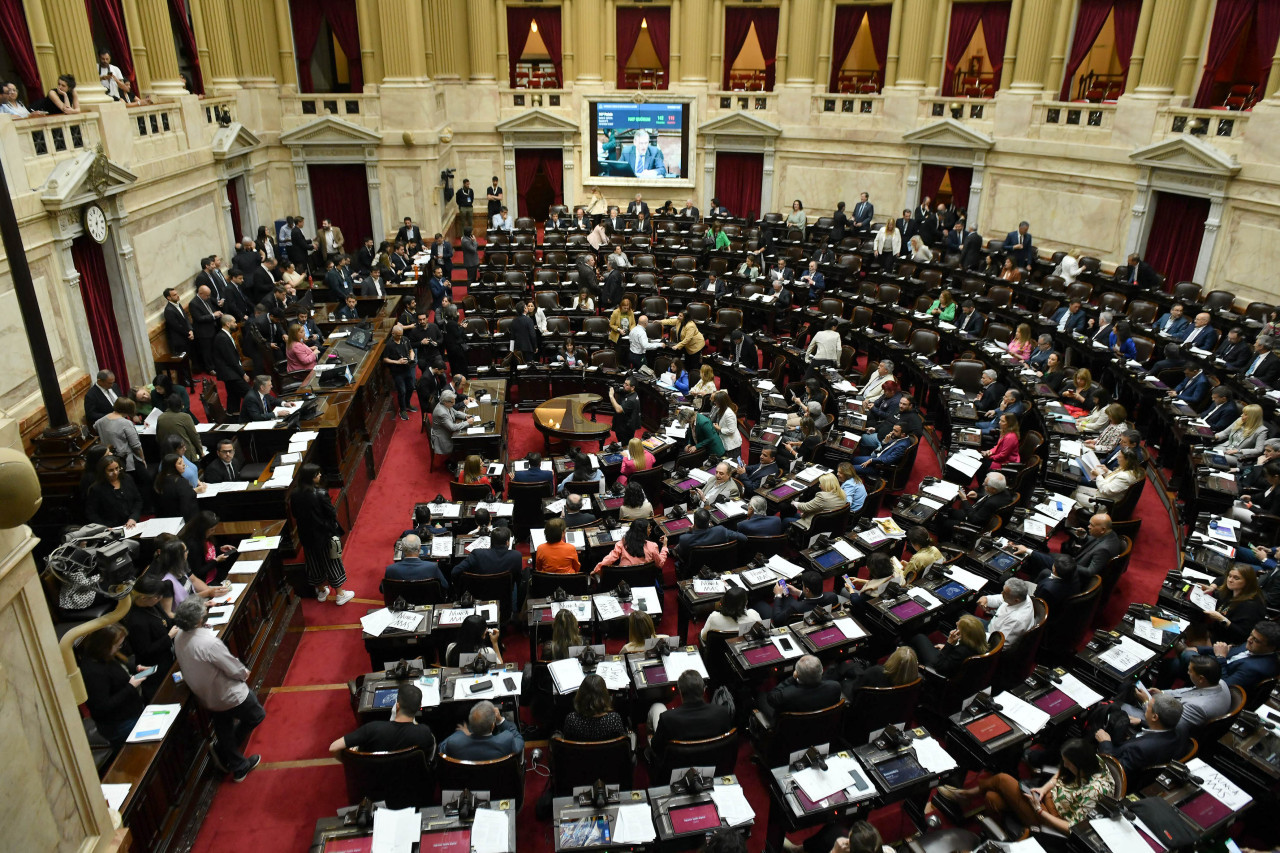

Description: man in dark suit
[739,449,780,494]
[193,256,219,305]
[512,452,555,485]
[955,300,985,336]
[396,217,422,246]
[1153,304,1191,337]
[763,571,840,624]
[851,193,873,231]
[163,287,193,359]
[241,304,277,376]
[648,671,733,758]
[325,254,356,301]
[1124,253,1161,290]
[1178,312,1218,351]
[1015,512,1122,581]
[562,493,596,528]
[1032,554,1081,614]
[1169,367,1210,407]
[429,233,454,282]
[241,375,279,422]
[203,439,241,484]
[605,208,626,234]
[1095,693,1184,776]
[675,509,747,568]
[1003,221,1034,268]
[895,209,917,254]
[914,197,931,223]
[188,284,221,371]
[356,237,376,274]
[1243,335,1280,384]
[626,194,650,217]
[287,215,312,269]
[575,254,599,296]
[382,534,448,592]
[545,210,567,231]
[755,654,843,723]
[1201,386,1241,432]
[728,329,759,372]
[232,241,262,280]
[1051,300,1089,335]
[84,370,123,425]
[959,224,983,269]
[936,471,1016,541]
[852,424,911,477]
[944,222,964,257]
[450,526,523,593]
[767,257,793,284]
[1203,622,1280,689]
[601,259,625,309]
[221,268,253,322]
[510,301,539,361]
[212,315,250,415]
[737,496,784,536]
[972,369,1006,412]
[360,267,386,298]
[919,209,943,246]
[1214,327,1251,371]
[680,199,699,220]
[415,360,447,413]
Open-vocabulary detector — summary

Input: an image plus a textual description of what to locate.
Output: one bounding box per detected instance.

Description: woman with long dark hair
[149,536,226,617]
[80,624,148,748]
[592,519,668,575]
[444,614,503,667]
[701,586,762,640]
[289,462,355,605]
[182,510,235,586]
[85,454,142,529]
[154,453,198,521]
[618,482,654,521]
[563,674,628,741]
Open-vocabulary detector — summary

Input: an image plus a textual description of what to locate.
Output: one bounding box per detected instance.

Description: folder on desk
[965,714,1013,743]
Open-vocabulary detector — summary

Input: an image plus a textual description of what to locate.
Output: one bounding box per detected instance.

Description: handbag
[328,535,343,560]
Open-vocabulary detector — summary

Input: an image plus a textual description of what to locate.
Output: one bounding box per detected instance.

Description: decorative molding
[39,151,138,212]
[279,115,383,146]
[493,108,581,134]
[902,118,994,150]
[210,122,262,160]
[1128,136,1240,177]
[697,112,783,138]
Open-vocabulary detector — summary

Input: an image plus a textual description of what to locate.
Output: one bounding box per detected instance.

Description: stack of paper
[548,658,585,693]
[101,783,131,812]
[833,617,868,640]
[709,784,756,826]
[125,704,183,743]
[945,565,988,591]
[663,650,709,681]
[238,535,282,553]
[593,595,625,620]
[471,808,510,853]
[832,540,863,562]
[595,660,631,690]
[372,806,420,853]
[361,608,397,636]
[993,692,1051,734]
[430,535,454,558]
[766,555,804,579]
[946,449,984,477]
[466,536,491,553]
[205,605,233,626]
[230,558,264,575]
[912,736,958,773]
[1097,636,1156,672]
[612,803,657,844]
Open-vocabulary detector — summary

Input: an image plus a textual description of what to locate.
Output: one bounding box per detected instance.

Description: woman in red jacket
[973,413,1021,487]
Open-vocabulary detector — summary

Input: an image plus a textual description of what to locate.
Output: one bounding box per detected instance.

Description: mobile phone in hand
[136,665,158,679]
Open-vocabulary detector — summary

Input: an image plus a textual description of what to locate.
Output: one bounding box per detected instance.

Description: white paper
[242,419,278,431]
[912,736,958,774]
[946,450,983,477]
[693,579,727,595]
[566,530,586,549]
[945,565,988,591]
[1023,520,1050,539]
[593,594,626,621]
[432,502,462,518]
[466,536,491,553]
[230,558,263,575]
[101,782,131,812]
[388,611,424,632]
[832,539,862,562]
[1189,586,1217,613]
[1186,758,1252,811]
[771,634,804,659]
[766,555,805,579]
[207,582,248,607]
[631,586,663,615]
[237,535,282,553]
[834,617,868,640]
[127,517,185,539]
[417,675,441,707]
[360,608,397,636]
[1132,619,1165,644]
[1091,816,1149,853]
[550,600,593,621]
[437,607,472,626]
[794,764,856,803]
[546,499,566,513]
[717,500,748,519]
[686,468,713,484]
[994,691,1052,735]
[612,803,657,844]
[372,806,420,853]
[1056,673,1104,709]
[195,422,216,433]
[125,704,183,743]
[430,535,453,558]
[742,567,776,585]
[548,657,585,693]
[1097,635,1155,672]
[856,527,889,546]
[279,452,302,463]
[663,650,709,681]
[923,480,962,502]
[471,808,509,853]
[205,605,233,626]
[595,659,631,691]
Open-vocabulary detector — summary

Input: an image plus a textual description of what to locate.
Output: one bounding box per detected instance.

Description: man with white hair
[627,314,664,369]
[695,461,741,508]
[738,495,783,536]
[755,654,842,723]
[858,360,895,404]
[622,132,666,178]
[430,389,470,461]
[981,578,1035,647]
[936,471,1015,541]
[439,700,524,760]
[383,533,448,590]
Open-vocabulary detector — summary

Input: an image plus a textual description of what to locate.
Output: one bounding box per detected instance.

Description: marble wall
[1208,204,1280,304]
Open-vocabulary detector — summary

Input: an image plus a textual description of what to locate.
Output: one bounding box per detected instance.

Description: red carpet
[189,292,1178,852]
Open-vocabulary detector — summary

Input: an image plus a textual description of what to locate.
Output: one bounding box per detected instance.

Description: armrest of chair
[748,708,774,740]
[977,814,1012,842]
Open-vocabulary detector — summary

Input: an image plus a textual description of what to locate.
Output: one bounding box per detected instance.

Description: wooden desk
[533,393,613,449]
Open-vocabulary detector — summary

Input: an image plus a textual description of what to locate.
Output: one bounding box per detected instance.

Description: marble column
[894,0,932,87]
[135,0,187,95]
[120,0,151,96]
[669,0,682,81]
[24,0,56,101]
[1173,0,1210,99]
[272,0,297,89]
[356,0,383,88]
[681,0,709,82]
[1000,0,1025,91]
[228,0,275,85]
[883,0,905,85]
[708,0,724,87]
[775,0,791,86]
[573,0,599,81]
[1044,0,1075,97]
[190,0,240,90]
[495,0,508,84]
[927,0,950,91]
[1010,0,1056,92]
[561,0,573,83]
[1124,0,1155,93]
[422,0,437,78]
[603,0,617,87]
[39,0,110,102]
[784,0,821,85]
[1270,28,1280,97]
[1134,0,1190,97]
[816,0,835,92]
[379,0,426,83]
[468,0,497,80]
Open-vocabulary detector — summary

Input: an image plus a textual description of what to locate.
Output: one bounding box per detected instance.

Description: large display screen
[590,101,689,179]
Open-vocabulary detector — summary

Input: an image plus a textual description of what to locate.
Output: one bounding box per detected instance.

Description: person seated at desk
[782,473,847,533]
[736,496,783,537]
[1050,299,1089,335]
[1123,656,1232,740]
[761,570,840,624]
[544,610,582,661]
[592,519,668,576]
[856,360,896,404]
[859,392,921,449]
[851,423,912,477]
[1232,460,1280,525]
[972,369,1006,413]
[1109,320,1139,361]
[1214,403,1269,466]
[402,504,450,541]
[562,493,596,528]
[1035,554,1081,615]
[1013,513,1122,583]
[618,483,654,522]
[329,684,436,758]
[689,365,718,410]
[701,586,764,641]
[865,381,903,427]
[85,454,143,529]
[976,389,1025,436]
[439,700,523,761]
[831,646,918,695]
[894,526,942,583]
[459,454,494,493]
[617,437,656,487]
[907,613,989,678]
[241,375,280,422]
[1169,622,1280,691]
[80,623,149,750]
[694,461,741,509]
[1081,403,1128,457]
[334,294,360,321]
[535,518,581,575]
[444,614,503,668]
[1007,323,1033,362]
[936,472,1015,542]
[557,449,603,497]
[1243,335,1280,384]
[1036,352,1069,395]
[978,578,1035,647]
[755,654,842,724]
[1179,311,1219,352]
[647,670,733,759]
[1071,447,1143,512]
[1027,334,1054,371]
[740,447,780,493]
[512,451,554,486]
[1062,368,1101,414]
[1171,368,1211,410]
[679,405,725,456]
[285,323,319,373]
[1094,693,1185,776]
[1149,341,1188,375]
[621,611,670,655]
[155,453,200,521]
[1074,389,1115,434]
[383,534,448,592]
[658,357,690,395]
[1200,385,1241,432]
[955,299,986,336]
[675,509,747,570]
[927,289,957,322]
[563,674,629,741]
[933,737,1115,834]
[451,523,522,588]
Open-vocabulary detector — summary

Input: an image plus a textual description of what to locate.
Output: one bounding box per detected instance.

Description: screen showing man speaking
[591,101,688,179]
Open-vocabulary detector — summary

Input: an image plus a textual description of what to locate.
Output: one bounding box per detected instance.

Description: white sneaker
[335,589,355,606]
[316,586,331,602]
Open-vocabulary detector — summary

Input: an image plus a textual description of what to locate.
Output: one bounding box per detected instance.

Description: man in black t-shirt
[383,324,418,420]
[608,374,642,443]
[329,684,436,758]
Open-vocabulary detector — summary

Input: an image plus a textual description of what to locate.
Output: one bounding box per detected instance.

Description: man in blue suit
[619,129,666,177]
[739,447,780,493]
[1178,312,1218,351]
[1050,299,1089,335]
[675,509,747,568]
[851,192,874,231]
[1215,327,1251,371]
[512,452,555,485]
[1003,221,1034,268]
[381,535,449,593]
[737,497,784,536]
[1153,304,1191,337]
[977,389,1026,435]
[852,424,911,476]
[1168,367,1210,407]
[1200,386,1241,432]
[1209,622,1280,688]
[1094,693,1185,776]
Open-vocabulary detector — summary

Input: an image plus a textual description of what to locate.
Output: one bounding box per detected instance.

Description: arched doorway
[515,149,563,220]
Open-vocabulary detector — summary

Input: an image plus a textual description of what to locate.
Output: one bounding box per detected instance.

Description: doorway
[920,164,973,213]
[71,235,129,388]
[226,176,245,243]
[1144,192,1210,287]
[307,164,374,245]
[515,149,563,220]
[714,151,763,221]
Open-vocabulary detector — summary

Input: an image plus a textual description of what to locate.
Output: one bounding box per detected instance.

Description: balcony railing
[709,92,776,113]
[200,95,236,125]
[813,94,882,117]
[13,112,101,187]
[1162,107,1248,140]
[1037,101,1116,131]
[280,93,381,131]
[919,97,994,125]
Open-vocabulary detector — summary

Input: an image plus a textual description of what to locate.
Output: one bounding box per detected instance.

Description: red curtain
[87,0,136,94]
[714,152,763,221]
[948,167,973,210]
[867,4,892,89]
[226,179,242,242]
[514,149,562,218]
[289,0,324,92]
[943,2,985,95]
[829,6,863,92]
[723,7,778,90]
[1251,1,1280,95]
[646,8,671,88]
[506,6,561,86]
[323,0,362,91]
[308,164,373,249]
[616,7,645,87]
[72,235,129,390]
[0,0,40,100]
[1113,0,1142,85]
[1144,192,1209,288]
[168,0,202,94]
[919,165,947,205]
[1194,0,1256,107]
[981,2,1012,89]
[1059,0,1114,99]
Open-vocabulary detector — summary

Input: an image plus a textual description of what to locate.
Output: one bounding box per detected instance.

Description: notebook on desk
[1177,791,1232,829]
[419,830,472,853]
[889,599,926,620]
[876,753,929,786]
[743,644,784,665]
[1031,689,1075,716]
[965,715,1013,743]
[669,803,720,834]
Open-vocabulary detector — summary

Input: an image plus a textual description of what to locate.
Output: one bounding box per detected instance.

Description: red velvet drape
[1113,0,1142,85]
[289,0,324,92]
[867,4,892,89]
[323,0,362,91]
[1059,0,1114,99]
[72,235,129,389]
[616,7,645,88]
[948,167,973,210]
[646,8,671,88]
[514,149,562,218]
[288,0,360,92]
[0,0,41,100]
[308,164,373,248]
[226,179,242,242]
[1144,192,1209,288]
[714,151,763,221]
[943,2,985,95]
[507,6,562,87]
[1250,1,1280,95]
[829,6,863,92]
[1194,0,1256,107]
[981,2,1011,89]
[87,0,136,94]
[919,165,947,205]
[723,7,778,90]
[168,0,202,94]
